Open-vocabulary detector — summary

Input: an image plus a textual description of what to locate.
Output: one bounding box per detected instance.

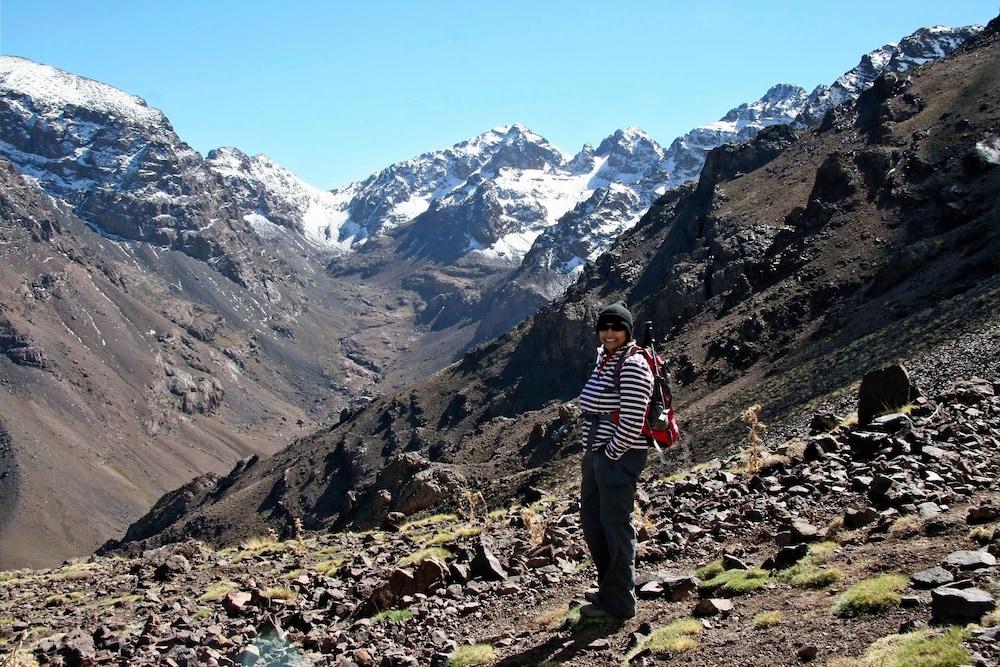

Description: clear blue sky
[1,1,996,188]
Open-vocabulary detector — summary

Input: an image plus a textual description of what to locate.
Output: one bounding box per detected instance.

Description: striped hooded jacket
[578,341,654,460]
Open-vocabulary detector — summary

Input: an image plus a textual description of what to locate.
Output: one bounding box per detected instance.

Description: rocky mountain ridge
[0,21,986,568]
[108,15,1000,559]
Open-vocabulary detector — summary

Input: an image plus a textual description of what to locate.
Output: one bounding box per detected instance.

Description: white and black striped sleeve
[606,353,654,459]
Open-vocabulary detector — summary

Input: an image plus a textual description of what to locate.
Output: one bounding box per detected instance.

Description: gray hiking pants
[580,446,647,618]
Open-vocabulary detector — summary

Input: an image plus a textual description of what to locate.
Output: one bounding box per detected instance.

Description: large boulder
[857,365,920,426]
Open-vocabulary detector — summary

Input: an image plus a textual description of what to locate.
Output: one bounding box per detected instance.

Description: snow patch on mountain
[0,56,164,128]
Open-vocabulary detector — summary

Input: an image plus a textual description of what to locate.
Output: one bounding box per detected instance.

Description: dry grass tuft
[447,644,497,667]
[520,508,546,545]
[398,547,452,568]
[860,628,969,667]
[753,610,784,628]
[888,515,924,539]
[199,581,240,602]
[261,586,296,601]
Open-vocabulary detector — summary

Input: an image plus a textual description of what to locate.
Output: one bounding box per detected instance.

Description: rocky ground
[1,369,997,667]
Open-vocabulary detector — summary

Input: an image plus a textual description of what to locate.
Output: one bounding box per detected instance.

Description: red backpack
[609,336,681,450]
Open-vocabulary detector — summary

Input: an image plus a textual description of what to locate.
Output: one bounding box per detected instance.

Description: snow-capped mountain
[0,56,293,293]
[797,25,982,126]
[205,147,355,250]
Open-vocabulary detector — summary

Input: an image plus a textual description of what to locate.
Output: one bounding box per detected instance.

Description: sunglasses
[597,322,627,332]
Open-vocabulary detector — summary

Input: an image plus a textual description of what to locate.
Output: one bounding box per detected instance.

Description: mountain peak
[0,55,164,127]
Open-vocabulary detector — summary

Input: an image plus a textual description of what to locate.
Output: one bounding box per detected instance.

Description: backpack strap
[611,345,645,389]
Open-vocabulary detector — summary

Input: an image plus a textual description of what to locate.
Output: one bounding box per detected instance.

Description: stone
[857,364,920,426]
[637,581,664,599]
[58,627,97,665]
[911,566,954,589]
[661,575,699,601]
[931,587,996,623]
[222,591,253,615]
[917,502,942,519]
[942,550,997,571]
[849,431,888,460]
[869,413,912,433]
[797,645,818,662]
[968,505,1000,525]
[413,558,448,592]
[236,644,261,665]
[843,507,878,529]
[471,540,508,581]
[693,598,733,617]
[764,543,809,570]
[900,595,921,608]
[722,554,749,570]
[790,518,819,543]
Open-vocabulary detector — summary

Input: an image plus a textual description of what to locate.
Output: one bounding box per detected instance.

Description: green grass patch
[572,558,593,575]
[778,545,843,589]
[199,581,240,602]
[424,525,483,546]
[753,611,784,628]
[833,573,908,617]
[193,607,212,620]
[699,567,771,595]
[93,594,142,608]
[400,513,459,532]
[626,617,702,661]
[398,547,452,567]
[314,557,344,575]
[447,644,497,666]
[372,609,413,624]
[860,628,969,667]
[280,569,303,580]
[694,560,725,580]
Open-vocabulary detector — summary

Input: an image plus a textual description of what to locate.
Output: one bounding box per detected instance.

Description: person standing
[578,301,654,619]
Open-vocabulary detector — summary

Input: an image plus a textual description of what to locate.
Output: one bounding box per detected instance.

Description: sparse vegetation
[741,404,766,474]
[314,557,343,575]
[193,607,212,620]
[447,644,497,666]
[400,513,459,532]
[983,609,999,627]
[241,534,279,551]
[694,560,725,580]
[459,490,488,523]
[859,628,969,667]
[889,515,924,539]
[753,610,784,628]
[398,547,452,567]
[520,507,546,545]
[626,617,702,661]
[51,563,96,582]
[969,524,996,545]
[699,566,771,595]
[778,542,843,588]
[261,586,296,601]
[833,573,909,617]
[372,609,413,624]
[199,581,240,602]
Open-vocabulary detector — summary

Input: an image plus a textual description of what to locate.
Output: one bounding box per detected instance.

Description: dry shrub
[888,515,923,539]
[460,490,488,523]
[520,508,545,545]
[741,404,766,474]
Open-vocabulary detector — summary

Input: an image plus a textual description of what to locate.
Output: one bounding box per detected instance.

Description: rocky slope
[1,372,998,666]
[0,21,985,569]
[0,153,438,567]
[108,15,1000,556]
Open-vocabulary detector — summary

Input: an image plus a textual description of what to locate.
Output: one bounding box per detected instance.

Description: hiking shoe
[584,591,599,604]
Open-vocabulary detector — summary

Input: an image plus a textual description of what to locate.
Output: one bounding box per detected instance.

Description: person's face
[597,321,627,353]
